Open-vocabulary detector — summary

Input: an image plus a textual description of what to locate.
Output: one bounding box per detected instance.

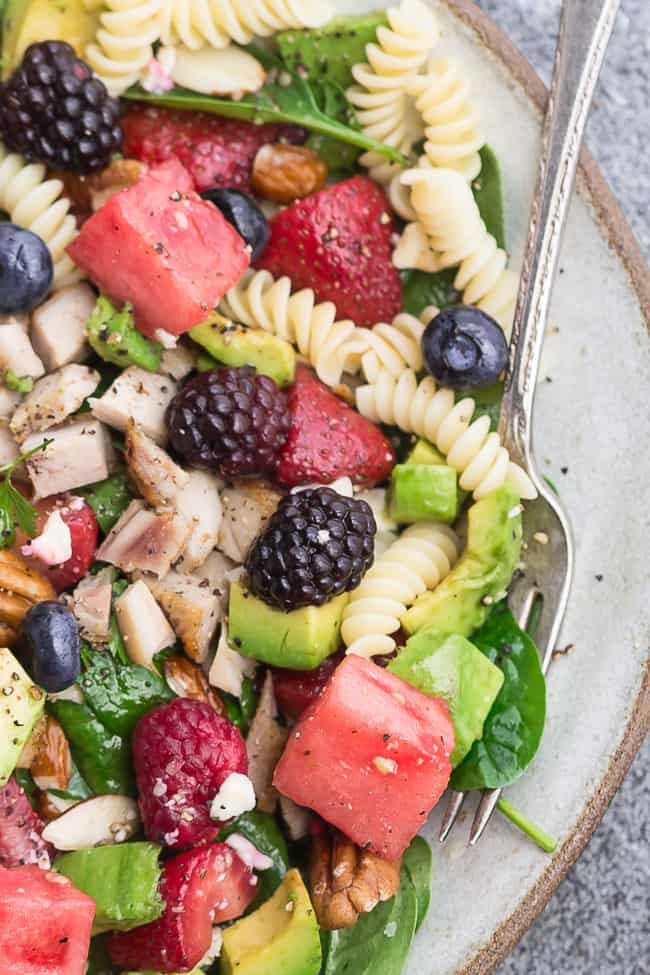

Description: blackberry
[0,41,123,174]
[246,487,376,611]
[167,365,290,477]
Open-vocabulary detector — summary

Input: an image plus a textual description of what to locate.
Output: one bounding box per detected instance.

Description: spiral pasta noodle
[342,310,432,383]
[85,0,162,96]
[356,369,537,500]
[402,166,518,332]
[0,144,81,289]
[158,0,333,50]
[342,522,460,657]
[347,0,439,186]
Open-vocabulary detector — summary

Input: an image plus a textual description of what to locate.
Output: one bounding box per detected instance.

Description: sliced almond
[41,795,140,851]
[171,45,266,95]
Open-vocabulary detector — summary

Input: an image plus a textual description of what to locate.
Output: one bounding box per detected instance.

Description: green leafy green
[106,577,131,665]
[86,295,163,372]
[0,438,51,547]
[13,768,38,809]
[468,381,503,432]
[80,469,133,535]
[5,368,34,393]
[276,13,387,90]
[48,700,135,796]
[85,936,118,975]
[472,145,506,250]
[450,603,546,791]
[49,760,93,801]
[79,650,174,739]
[220,675,258,735]
[219,811,288,909]
[401,268,460,318]
[401,836,433,932]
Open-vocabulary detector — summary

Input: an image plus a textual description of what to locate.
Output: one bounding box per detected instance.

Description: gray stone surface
[473,2,650,973]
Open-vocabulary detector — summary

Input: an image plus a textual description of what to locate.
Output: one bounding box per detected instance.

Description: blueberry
[421,305,508,390]
[17,601,80,693]
[200,188,269,261]
[0,224,53,314]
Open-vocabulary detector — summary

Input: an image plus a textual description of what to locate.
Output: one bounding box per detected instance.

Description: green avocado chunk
[229,583,347,670]
[0,648,45,786]
[86,295,163,372]
[401,485,523,636]
[388,463,459,524]
[389,631,504,766]
[55,842,164,935]
[277,13,387,90]
[190,313,295,386]
[221,869,322,975]
[405,440,447,467]
[1,0,98,78]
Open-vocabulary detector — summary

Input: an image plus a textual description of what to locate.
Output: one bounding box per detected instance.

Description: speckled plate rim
[442,2,650,972]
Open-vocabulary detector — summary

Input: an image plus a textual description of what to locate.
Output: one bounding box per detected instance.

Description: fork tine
[439,790,466,843]
[469,789,502,845]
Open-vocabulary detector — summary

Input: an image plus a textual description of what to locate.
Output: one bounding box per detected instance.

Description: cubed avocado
[1,0,99,78]
[229,583,347,670]
[55,842,164,934]
[405,440,448,466]
[388,463,459,524]
[221,869,321,975]
[0,647,45,786]
[190,313,295,387]
[401,486,523,636]
[389,631,504,766]
[86,295,163,372]
[277,13,388,90]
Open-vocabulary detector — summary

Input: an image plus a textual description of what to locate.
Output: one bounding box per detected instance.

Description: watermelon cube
[273,655,455,861]
[0,864,95,974]
[67,159,250,341]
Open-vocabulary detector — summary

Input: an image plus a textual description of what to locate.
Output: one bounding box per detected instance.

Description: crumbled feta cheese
[292,477,354,498]
[21,509,72,566]
[153,328,178,350]
[210,773,256,822]
[225,833,274,872]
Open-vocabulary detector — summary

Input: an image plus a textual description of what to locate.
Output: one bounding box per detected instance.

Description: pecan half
[251,144,328,204]
[310,827,402,931]
[0,550,56,645]
[163,655,225,714]
[31,716,72,793]
[51,158,147,215]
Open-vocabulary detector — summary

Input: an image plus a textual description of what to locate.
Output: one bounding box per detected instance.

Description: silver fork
[439,0,621,847]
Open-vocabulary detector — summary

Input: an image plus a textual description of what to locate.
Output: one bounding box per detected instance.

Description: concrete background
[473,2,650,973]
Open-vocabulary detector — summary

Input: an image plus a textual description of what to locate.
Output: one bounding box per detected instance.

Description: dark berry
[167,366,290,477]
[16,601,80,692]
[0,41,123,173]
[200,188,270,261]
[422,305,509,389]
[0,224,53,313]
[246,487,376,611]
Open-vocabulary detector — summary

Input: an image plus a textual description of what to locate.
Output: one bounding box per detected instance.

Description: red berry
[0,776,53,870]
[109,844,256,973]
[256,175,402,327]
[18,495,99,593]
[133,698,247,848]
[272,653,342,720]
[122,105,306,193]
[276,365,395,488]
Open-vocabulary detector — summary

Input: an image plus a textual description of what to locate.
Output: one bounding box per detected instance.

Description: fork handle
[498,0,620,457]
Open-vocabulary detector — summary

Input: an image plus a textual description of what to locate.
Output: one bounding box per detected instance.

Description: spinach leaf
[80,470,133,536]
[79,650,173,739]
[13,768,38,809]
[85,936,118,975]
[468,381,503,432]
[220,675,258,735]
[401,268,460,318]
[276,13,387,91]
[472,145,506,250]
[219,810,288,909]
[48,700,135,796]
[450,603,546,791]
[50,760,93,801]
[322,866,418,975]
[401,836,432,932]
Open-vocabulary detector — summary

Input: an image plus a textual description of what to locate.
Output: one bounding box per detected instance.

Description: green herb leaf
[450,602,546,791]
[0,438,52,547]
[13,768,38,809]
[401,268,461,318]
[48,699,135,796]
[5,369,34,393]
[79,650,174,739]
[80,469,133,535]
[472,145,507,250]
[401,836,433,932]
[467,381,503,432]
[219,811,288,910]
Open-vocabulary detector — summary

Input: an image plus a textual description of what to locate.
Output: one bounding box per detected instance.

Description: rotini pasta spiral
[0,144,80,289]
[402,166,518,332]
[85,0,162,96]
[356,369,537,500]
[342,522,459,657]
[343,310,431,383]
[158,0,332,50]
[347,0,439,186]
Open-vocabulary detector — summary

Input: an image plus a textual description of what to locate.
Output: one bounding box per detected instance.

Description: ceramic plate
[333,0,650,971]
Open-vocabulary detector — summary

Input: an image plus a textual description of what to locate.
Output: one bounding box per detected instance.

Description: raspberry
[246,487,376,611]
[133,698,247,848]
[167,366,290,477]
[0,776,53,870]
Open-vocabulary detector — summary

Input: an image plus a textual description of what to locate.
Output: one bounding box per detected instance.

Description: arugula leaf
[5,369,34,393]
[401,268,460,318]
[450,603,546,791]
[48,699,135,796]
[79,649,173,738]
[401,836,432,932]
[219,811,288,910]
[80,469,133,535]
[0,438,51,547]
[472,145,507,250]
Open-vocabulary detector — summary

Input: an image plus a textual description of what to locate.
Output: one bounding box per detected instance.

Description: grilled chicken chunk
[71,567,113,642]
[125,419,189,508]
[115,579,176,670]
[144,570,221,663]
[175,470,223,571]
[90,366,178,445]
[218,480,282,563]
[10,365,100,443]
[30,284,95,371]
[23,418,114,499]
[0,323,44,379]
[96,499,190,578]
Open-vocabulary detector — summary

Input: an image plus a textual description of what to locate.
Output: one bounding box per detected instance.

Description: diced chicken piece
[209,622,256,698]
[71,566,113,642]
[96,499,190,577]
[30,284,96,371]
[89,367,178,445]
[191,549,238,615]
[115,579,176,670]
[160,343,197,381]
[0,422,20,469]
[125,419,189,507]
[218,480,282,563]
[10,365,100,443]
[23,418,114,499]
[0,314,28,332]
[246,671,288,815]
[144,570,221,663]
[0,323,44,379]
[0,386,22,421]
[175,470,223,571]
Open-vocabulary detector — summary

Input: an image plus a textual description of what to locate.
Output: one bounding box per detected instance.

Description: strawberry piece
[109,844,256,973]
[272,653,343,721]
[18,495,99,594]
[122,105,306,193]
[133,698,247,849]
[256,175,402,327]
[0,777,53,870]
[276,366,395,488]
